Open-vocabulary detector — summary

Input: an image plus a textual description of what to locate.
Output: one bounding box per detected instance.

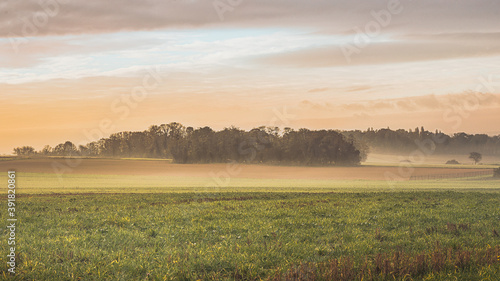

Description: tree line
[13,124,500,164]
[343,127,500,156]
[13,123,363,166]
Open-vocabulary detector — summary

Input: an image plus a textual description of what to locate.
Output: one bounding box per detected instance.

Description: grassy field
[1,192,499,280]
[1,158,499,280]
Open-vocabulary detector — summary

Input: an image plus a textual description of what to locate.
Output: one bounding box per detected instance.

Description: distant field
[0,158,497,194]
[0,158,494,180]
[366,152,500,165]
[1,172,499,195]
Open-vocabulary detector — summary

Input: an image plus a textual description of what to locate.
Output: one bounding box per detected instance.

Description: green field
[1,159,499,280]
[1,191,499,280]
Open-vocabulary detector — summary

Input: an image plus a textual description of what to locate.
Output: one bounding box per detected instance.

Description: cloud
[2,0,500,154]
[0,33,165,68]
[308,87,329,93]
[1,0,499,38]
[346,86,371,92]
[256,32,500,67]
[297,92,500,116]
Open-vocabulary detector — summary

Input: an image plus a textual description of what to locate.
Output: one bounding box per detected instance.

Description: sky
[1,0,500,154]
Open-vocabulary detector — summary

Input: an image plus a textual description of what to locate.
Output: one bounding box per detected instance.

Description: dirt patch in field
[0,158,491,181]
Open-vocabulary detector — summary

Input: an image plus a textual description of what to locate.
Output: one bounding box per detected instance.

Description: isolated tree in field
[469,152,482,165]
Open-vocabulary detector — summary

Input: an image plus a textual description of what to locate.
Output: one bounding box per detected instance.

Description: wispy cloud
[298,93,500,114]
[2,0,499,37]
[256,32,500,67]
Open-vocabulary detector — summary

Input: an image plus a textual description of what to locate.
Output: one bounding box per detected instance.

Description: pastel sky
[1,0,500,154]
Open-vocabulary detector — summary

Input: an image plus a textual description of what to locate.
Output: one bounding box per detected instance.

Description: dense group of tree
[13,124,500,165]
[14,123,362,166]
[343,127,500,156]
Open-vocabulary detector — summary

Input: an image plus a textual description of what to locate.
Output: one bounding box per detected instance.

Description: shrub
[446,160,460,165]
[494,167,500,178]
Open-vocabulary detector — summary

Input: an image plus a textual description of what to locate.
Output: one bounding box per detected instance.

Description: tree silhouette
[13,146,35,156]
[469,152,482,165]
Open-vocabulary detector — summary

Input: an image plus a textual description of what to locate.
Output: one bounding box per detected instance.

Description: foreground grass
[1,191,499,280]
